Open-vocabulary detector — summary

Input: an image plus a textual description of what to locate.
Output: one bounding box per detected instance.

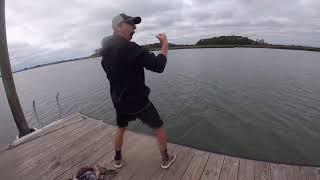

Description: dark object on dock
[69,165,117,180]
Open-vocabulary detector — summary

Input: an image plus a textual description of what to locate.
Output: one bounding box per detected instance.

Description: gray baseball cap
[112,13,141,29]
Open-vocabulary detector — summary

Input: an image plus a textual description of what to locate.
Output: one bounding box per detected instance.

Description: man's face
[117,21,136,41]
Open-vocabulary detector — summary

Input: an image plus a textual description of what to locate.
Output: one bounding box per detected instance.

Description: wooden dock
[0,113,319,180]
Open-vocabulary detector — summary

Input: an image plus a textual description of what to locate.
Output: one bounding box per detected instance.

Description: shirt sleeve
[130,42,167,73]
[100,37,109,56]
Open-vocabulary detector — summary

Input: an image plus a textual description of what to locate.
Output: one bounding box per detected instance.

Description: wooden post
[0,0,32,137]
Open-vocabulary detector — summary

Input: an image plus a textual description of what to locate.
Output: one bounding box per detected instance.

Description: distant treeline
[91,43,180,57]
[141,43,182,49]
[196,35,268,46]
[141,36,268,49]
[93,35,266,55]
[91,35,320,56]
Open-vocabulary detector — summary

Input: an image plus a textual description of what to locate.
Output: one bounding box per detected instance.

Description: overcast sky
[6,0,320,71]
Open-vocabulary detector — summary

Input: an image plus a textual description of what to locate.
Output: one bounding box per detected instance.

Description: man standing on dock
[100,13,176,169]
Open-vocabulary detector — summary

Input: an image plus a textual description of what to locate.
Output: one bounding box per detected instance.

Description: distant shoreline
[148,44,320,52]
[11,56,93,74]
[4,45,319,76]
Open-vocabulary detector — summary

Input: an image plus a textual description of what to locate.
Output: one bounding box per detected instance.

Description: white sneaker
[161,154,176,169]
[112,156,123,168]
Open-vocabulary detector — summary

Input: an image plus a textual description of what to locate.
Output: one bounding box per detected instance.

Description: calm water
[1,48,320,166]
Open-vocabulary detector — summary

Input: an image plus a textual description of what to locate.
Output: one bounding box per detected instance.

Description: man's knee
[116,127,126,135]
[154,127,166,136]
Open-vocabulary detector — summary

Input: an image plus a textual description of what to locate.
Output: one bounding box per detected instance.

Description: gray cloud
[5,0,320,71]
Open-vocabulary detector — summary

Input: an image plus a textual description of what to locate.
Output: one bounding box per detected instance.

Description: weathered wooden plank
[18,119,104,177]
[2,118,89,163]
[149,144,182,180]
[160,144,195,180]
[21,121,108,180]
[0,113,84,157]
[56,141,114,180]
[316,168,320,180]
[218,156,240,180]
[300,166,317,180]
[123,138,179,180]
[108,133,158,180]
[270,163,287,180]
[238,159,254,180]
[54,126,117,180]
[95,148,116,170]
[181,150,210,180]
[200,153,224,180]
[15,114,86,150]
[0,114,88,180]
[255,161,272,180]
[0,117,94,179]
[94,130,176,180]
[2,113,320,180]
[38,126,114,180]
[95,129,149,168]
[285,165,302,180]
[118,142,159,180]
[17,118,97,168]
[131,142,177,180]
[9,113,84,148]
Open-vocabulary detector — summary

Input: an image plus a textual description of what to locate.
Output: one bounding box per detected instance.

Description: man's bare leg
[114,127,126,168]
[154,127,176,169]
[115,127,126,151]
[154,127,168,155]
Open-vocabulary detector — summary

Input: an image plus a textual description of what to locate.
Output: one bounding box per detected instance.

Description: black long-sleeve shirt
[101,35,167,113]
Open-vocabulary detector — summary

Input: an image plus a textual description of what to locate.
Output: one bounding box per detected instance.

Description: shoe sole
[161,155,176,169]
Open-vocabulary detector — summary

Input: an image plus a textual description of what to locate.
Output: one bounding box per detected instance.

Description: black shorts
[116,103,163,129]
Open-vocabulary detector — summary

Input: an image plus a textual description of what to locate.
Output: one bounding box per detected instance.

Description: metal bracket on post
[32,100,42,128]
[56,92,62,119]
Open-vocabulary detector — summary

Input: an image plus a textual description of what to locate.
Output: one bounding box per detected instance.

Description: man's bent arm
[140,50,167,73]
[160,41,168,58]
